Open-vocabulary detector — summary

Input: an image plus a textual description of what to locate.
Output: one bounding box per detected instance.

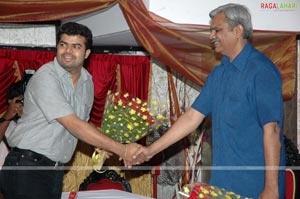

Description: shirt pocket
[223,94,246,128]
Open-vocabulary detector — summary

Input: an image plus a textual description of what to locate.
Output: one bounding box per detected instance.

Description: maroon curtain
[118,55,151,101]
[87,54,118,126]
[87,54,151,127]
[0,49,55,114]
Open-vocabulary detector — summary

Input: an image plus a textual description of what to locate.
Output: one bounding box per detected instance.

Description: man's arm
[57,114,145,165]
[259,122,281,199]
[139,108,205,160]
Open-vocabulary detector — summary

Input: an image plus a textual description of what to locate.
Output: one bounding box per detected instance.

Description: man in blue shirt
[138,3,285,199]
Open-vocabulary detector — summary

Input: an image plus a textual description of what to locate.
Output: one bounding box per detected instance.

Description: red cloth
[285,169,296,199]
[86,179,125,191]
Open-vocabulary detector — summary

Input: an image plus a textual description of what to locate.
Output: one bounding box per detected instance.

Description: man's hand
[4,95,23,120]
[135,146,153,162]
[121,143,147,168]
[259,188,279,199]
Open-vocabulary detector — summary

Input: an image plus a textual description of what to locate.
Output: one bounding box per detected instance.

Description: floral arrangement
[99,91,168,143]
[179,183,252,199]
[92,91,169,171]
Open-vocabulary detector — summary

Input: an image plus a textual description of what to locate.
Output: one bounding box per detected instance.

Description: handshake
[119,143,154,168]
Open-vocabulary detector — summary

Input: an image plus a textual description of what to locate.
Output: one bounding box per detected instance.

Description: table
[61,189,153,199]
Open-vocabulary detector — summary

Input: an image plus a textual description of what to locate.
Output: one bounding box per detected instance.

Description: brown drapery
[119,0,298,100]
[0,0,298,100]
[0,0,118,22]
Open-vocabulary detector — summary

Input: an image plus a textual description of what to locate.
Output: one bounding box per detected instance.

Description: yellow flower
[129,109,136,115]
[211,191,218,197]
[142,102,147,106]
[225,195,232,199]
[118,99,123,106]
[136,98,142,104]
[142,115,147,120]
[141,107,147,112]
[202,188,209,195]
[152,100,158,105]
[108,115,115,119]
[134,122,139,127]
[127,124,133,130]
[183,186,190,194]
[124,133,129,137]
[131,117,136,121]
[156,114,164,120]
[198,193,205,199]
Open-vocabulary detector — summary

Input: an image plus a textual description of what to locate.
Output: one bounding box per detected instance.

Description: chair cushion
[286,169,295,199]
[79,170,131,192]
[86,178,125,191]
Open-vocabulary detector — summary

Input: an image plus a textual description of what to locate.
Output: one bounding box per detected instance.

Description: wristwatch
[0,117,7,123]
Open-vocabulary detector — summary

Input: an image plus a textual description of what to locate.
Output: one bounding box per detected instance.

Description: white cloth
[0,121,16,169]
[61,190,153,199]
[0,141,9,169]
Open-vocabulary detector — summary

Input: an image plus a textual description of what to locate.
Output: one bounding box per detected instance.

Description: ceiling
[63,2,146,48]
[92,30,140,47]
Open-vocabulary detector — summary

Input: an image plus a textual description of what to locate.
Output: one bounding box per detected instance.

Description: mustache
[211,38,220,43]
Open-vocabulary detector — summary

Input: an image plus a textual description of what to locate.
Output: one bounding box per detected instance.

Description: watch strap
[0,117,7,123]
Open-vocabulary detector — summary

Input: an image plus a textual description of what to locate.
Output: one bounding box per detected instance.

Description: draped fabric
[87,54,151,126]
[118,55,151,101]
[0,0,118,22]
[0,48,151,127]
[0,49,56,114]
[0,0,298,100]
[119,0,298,100]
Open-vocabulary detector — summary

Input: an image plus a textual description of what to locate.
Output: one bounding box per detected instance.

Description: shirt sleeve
[254,65,283,127]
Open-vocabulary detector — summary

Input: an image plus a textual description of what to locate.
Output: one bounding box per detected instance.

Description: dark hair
[7,81,24,100]
[7,70,34,101]
[57,22,93,50]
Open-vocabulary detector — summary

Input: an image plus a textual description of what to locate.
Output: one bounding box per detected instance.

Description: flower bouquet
[92,91,168,171]
[179,182,252,199]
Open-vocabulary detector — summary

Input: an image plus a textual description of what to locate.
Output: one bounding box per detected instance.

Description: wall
[149,0,300,32]
[0,24,56,47]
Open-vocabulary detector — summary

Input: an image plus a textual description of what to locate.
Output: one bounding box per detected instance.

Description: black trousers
[0,148,65,199]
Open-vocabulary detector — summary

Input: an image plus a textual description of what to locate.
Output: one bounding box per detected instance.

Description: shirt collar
[221,41,253,72]
[53,57,90,83]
